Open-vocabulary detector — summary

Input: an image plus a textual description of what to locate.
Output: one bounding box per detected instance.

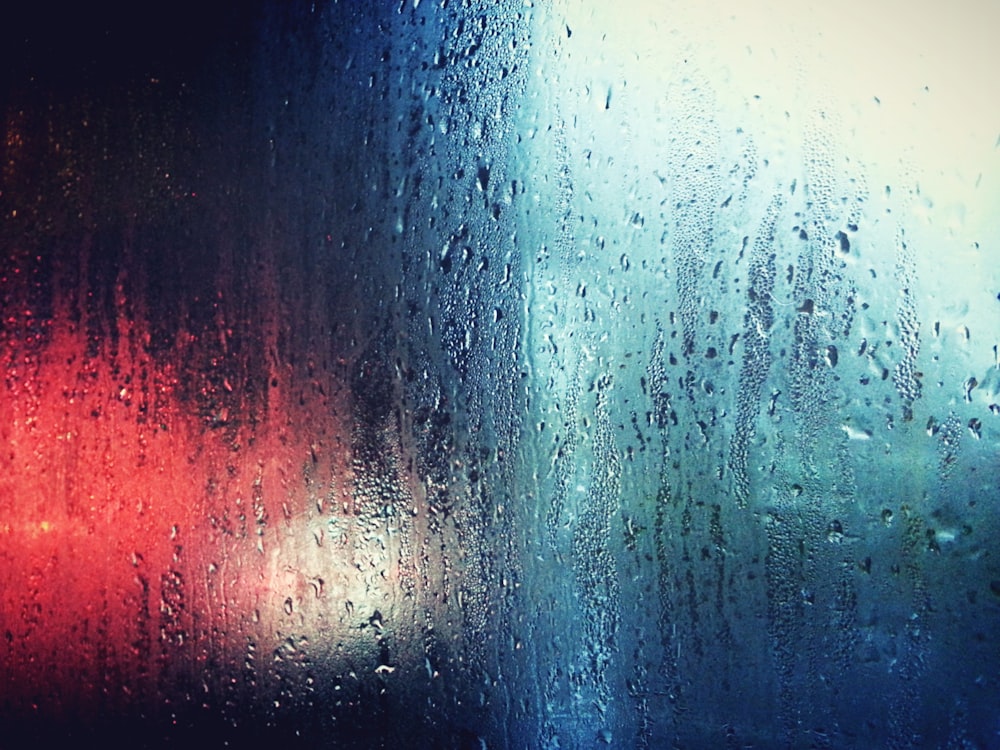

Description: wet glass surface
[1,2,998,747]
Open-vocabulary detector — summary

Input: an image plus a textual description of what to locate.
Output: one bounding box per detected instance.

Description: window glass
[1,1,996,746]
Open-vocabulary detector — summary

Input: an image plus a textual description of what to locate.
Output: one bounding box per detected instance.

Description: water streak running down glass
[0,1,997,747]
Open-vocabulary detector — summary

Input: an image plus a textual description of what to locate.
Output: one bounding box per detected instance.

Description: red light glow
[0,289,400,730]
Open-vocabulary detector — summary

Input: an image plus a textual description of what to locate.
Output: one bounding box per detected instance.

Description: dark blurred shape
[0,1,257,94]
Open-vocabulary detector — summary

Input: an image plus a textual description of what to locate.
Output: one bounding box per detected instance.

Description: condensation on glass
[0,1,997,747]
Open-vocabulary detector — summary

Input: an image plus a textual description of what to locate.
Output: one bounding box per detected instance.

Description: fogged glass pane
[1,1,997,747]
